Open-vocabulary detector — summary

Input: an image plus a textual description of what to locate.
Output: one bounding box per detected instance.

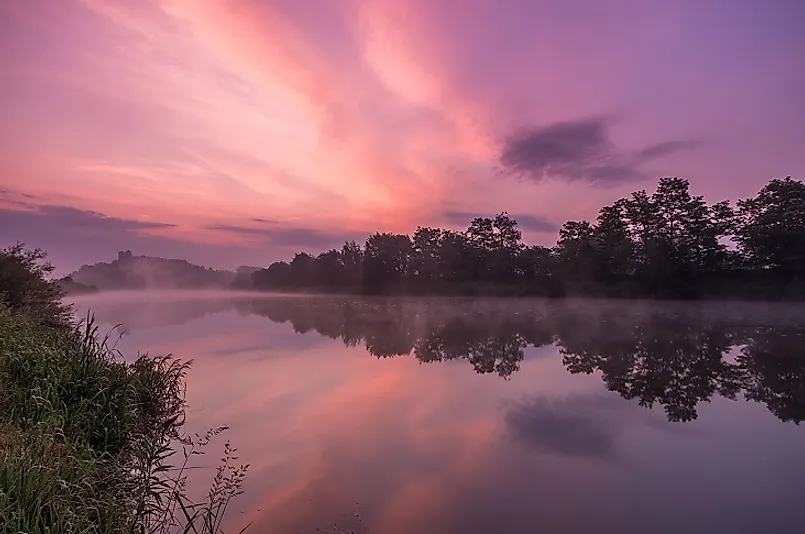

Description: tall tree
[315,249,345,287]
[410,226,443,287]
[515,245,556,294]
[554,220,598,293]
[252,261,291,289]
[466,212,523,251]
[735,177,805,273]
[466,213,524,282]
[247,176,803,300]
[289,252,317,287]
[437,230,478,284]
[362,233,413,293]
[341,241,364,288]
[593,200,635,290]
[620,177,732,296]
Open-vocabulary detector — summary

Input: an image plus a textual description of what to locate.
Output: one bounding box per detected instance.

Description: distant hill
[57,276,99,296]
[69,250,239,290]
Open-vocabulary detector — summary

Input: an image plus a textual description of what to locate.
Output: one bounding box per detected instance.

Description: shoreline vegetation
[0,244,249,533]
[66,176,805,301]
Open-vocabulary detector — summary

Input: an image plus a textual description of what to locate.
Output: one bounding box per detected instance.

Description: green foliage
[0,245,249,533]
[251,176,805,300]
[0,243,70,325]
[0,427,130,533]
[0,313,137,454]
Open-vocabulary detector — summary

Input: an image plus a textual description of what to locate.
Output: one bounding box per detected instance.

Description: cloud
[442,211,559,233]
[0,188,41,209]
[2,204,174,233]
[0,205,268,273]
[634,140,700,163]
[61,0,461,229]
[505,394,628,459]
[204,220,366,250]
[516,214,561,233]
[0,188,37,200]
[205,224,278,237]
[498,117,698,185]
[4,0,802,255]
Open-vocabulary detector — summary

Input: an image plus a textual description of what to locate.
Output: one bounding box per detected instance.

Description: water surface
[72,292,805,534]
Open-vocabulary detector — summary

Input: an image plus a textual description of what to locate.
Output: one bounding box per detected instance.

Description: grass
[0,244,249,533]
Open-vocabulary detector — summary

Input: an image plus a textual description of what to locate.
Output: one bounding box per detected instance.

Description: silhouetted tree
[437,230,480,285]
[249,176,804,300]
[592,201,635,292]
[252,261,292,289]
[361,233,412,294]
[554,221,598,294]
[0,243,70,325]
[409,226,444,290]
[736,177,805,274]
[515,245,557,295]
[466,213,524,283]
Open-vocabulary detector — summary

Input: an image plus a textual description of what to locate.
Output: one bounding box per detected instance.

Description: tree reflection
[239,298,555,378]
[557,311,745,421]
[238,298,805,424]
[738,326,805,423]
[413,315,528,376]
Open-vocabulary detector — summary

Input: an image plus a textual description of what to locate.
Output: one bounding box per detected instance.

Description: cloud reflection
[76,294,805,533]
[506,394,626,459]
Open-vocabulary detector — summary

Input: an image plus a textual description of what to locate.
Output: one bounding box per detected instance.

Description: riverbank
[0,244,247,533]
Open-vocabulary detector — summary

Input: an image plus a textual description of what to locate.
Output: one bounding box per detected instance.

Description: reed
[0,244,249,533]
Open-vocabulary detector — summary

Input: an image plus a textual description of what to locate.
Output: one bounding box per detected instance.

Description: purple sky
[1,0,803,273]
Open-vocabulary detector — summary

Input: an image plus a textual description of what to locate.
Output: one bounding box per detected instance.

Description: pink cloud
[2,0,803,266]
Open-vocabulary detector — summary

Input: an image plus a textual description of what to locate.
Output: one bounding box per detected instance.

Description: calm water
[72,292,805,534]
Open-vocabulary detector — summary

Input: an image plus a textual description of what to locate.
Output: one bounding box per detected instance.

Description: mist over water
[71,292,805,534]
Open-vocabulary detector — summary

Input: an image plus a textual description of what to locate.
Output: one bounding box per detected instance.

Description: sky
[1,0,804,272]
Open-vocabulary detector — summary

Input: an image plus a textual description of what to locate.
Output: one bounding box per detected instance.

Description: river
[71,292,805,534]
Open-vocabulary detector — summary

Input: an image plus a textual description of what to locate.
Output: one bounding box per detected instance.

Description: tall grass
[0,245,249,533]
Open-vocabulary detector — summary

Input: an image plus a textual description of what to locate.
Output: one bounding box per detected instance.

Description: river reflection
[73,293,805,534]
[236,296,805,424]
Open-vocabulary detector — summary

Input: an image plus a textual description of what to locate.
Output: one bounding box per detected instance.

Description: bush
[0,243,70,326]
[0,246,249,533]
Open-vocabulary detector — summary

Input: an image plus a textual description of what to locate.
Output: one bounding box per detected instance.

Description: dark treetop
[249,176,805,300]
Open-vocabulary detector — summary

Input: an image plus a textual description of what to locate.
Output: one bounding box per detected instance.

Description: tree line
[250,176,805,299]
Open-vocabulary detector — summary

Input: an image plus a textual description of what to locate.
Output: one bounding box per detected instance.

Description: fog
[69,291,805,534]
[69,290,805,330]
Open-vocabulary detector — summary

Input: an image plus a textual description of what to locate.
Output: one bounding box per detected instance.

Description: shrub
[0,243,71,326]
[0,245,249,533]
